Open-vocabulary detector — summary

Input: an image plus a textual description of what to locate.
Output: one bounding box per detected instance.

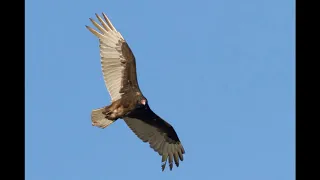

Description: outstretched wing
[123,106,185,171]
[86,13,140,102]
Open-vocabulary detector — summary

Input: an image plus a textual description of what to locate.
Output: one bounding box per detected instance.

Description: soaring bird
[86,13,185,171]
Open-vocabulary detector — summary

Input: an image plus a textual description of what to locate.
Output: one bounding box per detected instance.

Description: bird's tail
[91,107,117,129]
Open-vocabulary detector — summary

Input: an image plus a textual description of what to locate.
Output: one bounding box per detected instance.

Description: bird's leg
[103,100,122,120]
[102,106,112,116]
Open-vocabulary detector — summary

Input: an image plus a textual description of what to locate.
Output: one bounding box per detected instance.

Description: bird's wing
[86,13,140,102]
[123,107,185,171]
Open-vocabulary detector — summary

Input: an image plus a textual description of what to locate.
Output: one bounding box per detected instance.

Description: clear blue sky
[26,0,295,179]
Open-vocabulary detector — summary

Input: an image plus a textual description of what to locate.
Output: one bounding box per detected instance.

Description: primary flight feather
[86,13,185,171]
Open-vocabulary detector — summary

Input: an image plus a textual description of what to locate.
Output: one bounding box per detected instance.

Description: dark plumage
[86,13,185,171]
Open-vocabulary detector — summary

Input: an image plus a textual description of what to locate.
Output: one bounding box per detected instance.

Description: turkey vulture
[86,13,185,171]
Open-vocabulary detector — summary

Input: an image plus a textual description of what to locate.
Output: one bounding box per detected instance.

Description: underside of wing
[86,13,140,101]
[123,107,185,171]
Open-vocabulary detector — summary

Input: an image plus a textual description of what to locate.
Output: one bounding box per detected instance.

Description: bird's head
[136,96,148,109]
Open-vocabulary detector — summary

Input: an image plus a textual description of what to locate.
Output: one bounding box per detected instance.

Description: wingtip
[102,12,108,18]
[169,163,173,171]
[161,165,165,172]
[95,13,100,19]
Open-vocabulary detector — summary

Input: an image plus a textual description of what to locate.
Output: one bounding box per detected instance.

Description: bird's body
[86,13,185,171]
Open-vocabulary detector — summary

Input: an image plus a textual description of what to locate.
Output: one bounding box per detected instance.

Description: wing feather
[86,13,139,101]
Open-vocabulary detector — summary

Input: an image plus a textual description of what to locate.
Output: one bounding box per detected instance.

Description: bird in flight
[86,13,185,171]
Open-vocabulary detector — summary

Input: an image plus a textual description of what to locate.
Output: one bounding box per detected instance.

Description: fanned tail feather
[91,107,117,128]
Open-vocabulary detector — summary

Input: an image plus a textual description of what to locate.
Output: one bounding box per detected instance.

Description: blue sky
[26,0,295,179]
